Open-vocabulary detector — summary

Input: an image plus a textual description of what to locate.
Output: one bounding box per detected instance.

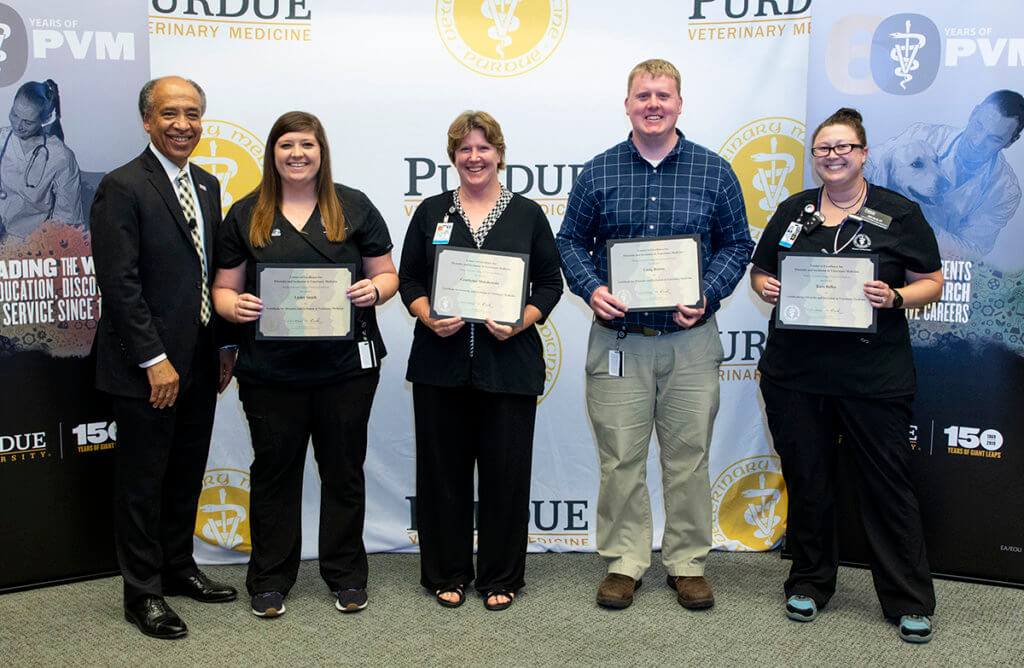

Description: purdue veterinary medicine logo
[711,456,787,550]
[191,120,264,215]
[0,3,28,87]
[436,0,567,77]
[720,118,805,242]
[870,14,940,95]
[195,468,251,553]
[537,317,561,404]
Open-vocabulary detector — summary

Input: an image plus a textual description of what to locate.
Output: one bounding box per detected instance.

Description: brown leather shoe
[596,573,641,609]
[666,574,714,609]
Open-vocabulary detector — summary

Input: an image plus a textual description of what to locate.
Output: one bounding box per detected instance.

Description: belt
[594,317,707,336]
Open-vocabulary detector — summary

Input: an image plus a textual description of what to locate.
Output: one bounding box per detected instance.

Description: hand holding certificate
[257,263,354,340]
[775,252,878,332]
[606,235,703,310]
[430,247,530,327]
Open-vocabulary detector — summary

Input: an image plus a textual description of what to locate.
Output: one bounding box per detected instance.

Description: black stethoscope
[0,128,50,200]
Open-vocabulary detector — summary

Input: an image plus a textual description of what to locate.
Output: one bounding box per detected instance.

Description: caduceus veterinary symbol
[481,0,522,57]
[0,23,12,69]
[890,20,926,90]
[192,139,239,210]
[751,137,794,215]
[198,488,247,549]
[742,473,782,547]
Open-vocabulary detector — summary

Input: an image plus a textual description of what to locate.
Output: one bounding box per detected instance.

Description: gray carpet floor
[1,550,1021,666]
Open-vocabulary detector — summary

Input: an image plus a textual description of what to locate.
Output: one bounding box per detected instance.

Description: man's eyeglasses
[811,143,865,157]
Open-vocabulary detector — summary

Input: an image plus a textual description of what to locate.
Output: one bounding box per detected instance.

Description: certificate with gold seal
[429,247,529,327]
[607,235,704,310]
[256,263,354,340]
[775,252,878,333]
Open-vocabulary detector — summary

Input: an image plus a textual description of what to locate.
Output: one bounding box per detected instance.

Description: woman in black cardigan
[398,111,563,611]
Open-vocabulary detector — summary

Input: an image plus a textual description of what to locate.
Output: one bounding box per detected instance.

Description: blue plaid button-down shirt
[557,131,753,331]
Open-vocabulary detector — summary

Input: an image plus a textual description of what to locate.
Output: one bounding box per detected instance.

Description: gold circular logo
[191,120,265,216]
[537,317,561,404]
[720,118,805,243]
[711,456,787,551]
[194,468,251,553]
[437,0,568,77]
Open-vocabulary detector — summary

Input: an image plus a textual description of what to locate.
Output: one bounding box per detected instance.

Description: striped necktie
[175,168,211,326]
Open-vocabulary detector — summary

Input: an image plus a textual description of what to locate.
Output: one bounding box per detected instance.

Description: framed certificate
[256,263,354,340]
[775,252,878,333]
[607,234,703,310]
[429,247,529,327]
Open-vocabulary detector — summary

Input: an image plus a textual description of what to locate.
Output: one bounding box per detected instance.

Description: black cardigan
[399,191,563,395]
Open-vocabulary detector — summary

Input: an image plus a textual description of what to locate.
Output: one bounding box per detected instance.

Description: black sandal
[484,589,515,611]
[434,585,466,608]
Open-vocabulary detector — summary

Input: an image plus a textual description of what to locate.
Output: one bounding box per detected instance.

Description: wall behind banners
[0,0,150,591]
[148,0,810,565]
[808,2,1024,585]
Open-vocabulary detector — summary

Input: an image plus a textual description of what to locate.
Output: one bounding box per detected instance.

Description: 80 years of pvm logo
[437,0,567,77]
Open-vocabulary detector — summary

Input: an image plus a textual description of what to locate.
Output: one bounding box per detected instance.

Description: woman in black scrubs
[212,111,397,618]
[399,111,562,611]
[750,108,943,643]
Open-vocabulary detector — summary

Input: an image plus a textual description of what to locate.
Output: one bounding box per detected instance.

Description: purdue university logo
[195,468,252,553]
[711,456,787,551]
[191,120,265,215]
[537,318,561,404]
[436,0,567,77]
[720,118,805,242]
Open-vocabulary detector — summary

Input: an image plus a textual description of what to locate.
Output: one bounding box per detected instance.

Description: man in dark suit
[91,76,237,640]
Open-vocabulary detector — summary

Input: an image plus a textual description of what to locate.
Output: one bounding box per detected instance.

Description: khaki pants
[585,317,723,580]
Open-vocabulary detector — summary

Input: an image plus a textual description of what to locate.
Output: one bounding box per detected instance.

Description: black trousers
[112,330,217,605]
[239,371,378,596]
[413,383,537,594]
[760,378,935,618]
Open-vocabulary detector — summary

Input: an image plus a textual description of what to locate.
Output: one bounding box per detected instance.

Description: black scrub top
[217,183,393,386]
[752,184,941,398]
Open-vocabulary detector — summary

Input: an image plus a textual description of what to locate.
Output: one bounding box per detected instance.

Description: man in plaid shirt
[557,59,752,611]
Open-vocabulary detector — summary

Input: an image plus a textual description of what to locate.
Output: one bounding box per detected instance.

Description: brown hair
[627,59,681,95]
[249,111,345,247]
[446,111,506,170]
[811,107,867,146]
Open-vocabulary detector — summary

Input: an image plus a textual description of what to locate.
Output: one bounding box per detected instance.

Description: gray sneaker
[251,592,285,618]
[335,588,367,612]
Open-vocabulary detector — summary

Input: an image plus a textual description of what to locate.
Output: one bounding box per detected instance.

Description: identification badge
[432,222,454,244]
[608,349,623,377]
[858,207,892,230]
[358,340,377,369]
[779,222,802,248]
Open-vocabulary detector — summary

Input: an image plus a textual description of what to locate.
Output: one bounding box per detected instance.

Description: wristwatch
[891,288,904,309]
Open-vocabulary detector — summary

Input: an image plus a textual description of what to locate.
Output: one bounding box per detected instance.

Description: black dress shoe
[164,570,238,603]
[124,595,188,640]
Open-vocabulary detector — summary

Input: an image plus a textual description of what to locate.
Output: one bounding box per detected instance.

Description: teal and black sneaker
[785,594,818,622]
[897,615,933,644]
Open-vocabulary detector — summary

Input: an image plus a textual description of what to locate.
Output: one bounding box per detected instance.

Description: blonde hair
[627,59,681,95]
[446,110,507,170]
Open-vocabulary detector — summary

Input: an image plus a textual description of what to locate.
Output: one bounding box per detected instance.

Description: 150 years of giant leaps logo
[437,0,567,77]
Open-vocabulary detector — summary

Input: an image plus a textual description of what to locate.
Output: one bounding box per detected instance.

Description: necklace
[824,179,866,212]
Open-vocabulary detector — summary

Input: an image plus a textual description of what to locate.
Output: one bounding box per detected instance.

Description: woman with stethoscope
[750,108,944,643]
[0,79,84,241]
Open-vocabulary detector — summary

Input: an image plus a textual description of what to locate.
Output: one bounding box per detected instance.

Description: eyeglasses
[811,143,865,157]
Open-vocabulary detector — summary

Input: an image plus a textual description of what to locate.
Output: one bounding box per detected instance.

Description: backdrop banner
[0,0,150,591]
[144,1,810,566]
[807,2,1024,585]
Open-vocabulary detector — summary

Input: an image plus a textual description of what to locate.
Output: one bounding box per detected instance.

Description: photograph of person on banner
[0,79,85,241]
[867,89,1023,261]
